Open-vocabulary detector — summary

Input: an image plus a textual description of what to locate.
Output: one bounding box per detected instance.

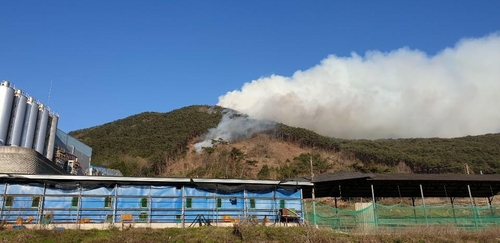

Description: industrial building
[0,81,91,175]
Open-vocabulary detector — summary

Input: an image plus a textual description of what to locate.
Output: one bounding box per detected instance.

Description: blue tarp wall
[0,183,303,225]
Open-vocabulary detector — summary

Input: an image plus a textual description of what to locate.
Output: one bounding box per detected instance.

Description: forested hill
[69,105,500,177]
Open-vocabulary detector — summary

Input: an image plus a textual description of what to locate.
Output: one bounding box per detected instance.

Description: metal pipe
[467,184,478,229]
[214,185,218,226]
[76,184,82,228]
[300,187,304,225]
[37,183,47,227]
[112,184,118,224]
[148,185,152,226]
[420,184,428,225]
[181,186,185,228]
[449,197,457,224]
[411,197,417,224]
[0,183,8,220]
[371,184,378,228]
[310,157,317,228]
[243,188,247,220]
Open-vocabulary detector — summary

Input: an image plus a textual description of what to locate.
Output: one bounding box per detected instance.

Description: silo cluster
[0,81,59,161]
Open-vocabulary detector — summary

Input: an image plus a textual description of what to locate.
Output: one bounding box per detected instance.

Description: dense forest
[70,105,500,177]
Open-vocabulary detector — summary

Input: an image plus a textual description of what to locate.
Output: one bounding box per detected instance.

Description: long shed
[0,174,312,228]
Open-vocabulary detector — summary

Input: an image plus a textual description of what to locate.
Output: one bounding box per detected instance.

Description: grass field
[1,224,500,243]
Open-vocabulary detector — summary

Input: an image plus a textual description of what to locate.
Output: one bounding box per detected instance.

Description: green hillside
[70,105,224,176]
[70,105,500,177]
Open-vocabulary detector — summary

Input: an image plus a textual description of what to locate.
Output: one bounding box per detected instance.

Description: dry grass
[356,225,500,243]
[164,133,356,179]
[0,225,499,243]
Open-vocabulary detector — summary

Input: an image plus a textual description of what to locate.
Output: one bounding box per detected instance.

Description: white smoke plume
[194,109,276,153]
[218,34,500,139]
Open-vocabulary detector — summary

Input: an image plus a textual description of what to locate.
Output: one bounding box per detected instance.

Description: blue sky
[1,0,499,133]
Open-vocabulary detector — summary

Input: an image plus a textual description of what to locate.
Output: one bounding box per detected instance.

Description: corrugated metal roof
[0,174,313,186]
[312,172,373,182]
[304,172,500,198]
[370,173,500,182]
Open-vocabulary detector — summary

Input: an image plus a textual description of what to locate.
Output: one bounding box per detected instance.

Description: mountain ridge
[69,105,500,178]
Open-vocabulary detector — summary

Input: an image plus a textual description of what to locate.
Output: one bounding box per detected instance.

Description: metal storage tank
[44,114,58,160]
[21,97,38,149]
[7,89,27,146]
[33,104,49,154]
[0,81,15,145]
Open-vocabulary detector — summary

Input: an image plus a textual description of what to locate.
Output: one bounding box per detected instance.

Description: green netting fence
[303,201,500,231]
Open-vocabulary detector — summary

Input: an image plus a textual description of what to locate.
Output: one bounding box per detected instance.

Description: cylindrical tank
[7,89,27,146]
[44,114,58,161]
[0,81,15,145]
[21,97,39,148]
[33,104,49,154]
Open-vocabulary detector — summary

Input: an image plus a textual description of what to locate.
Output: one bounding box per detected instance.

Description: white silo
[0,81,15,145]
[21,97,39,148]
[33,104,49,154]
[44,114,58,160]
[7,89,28,146]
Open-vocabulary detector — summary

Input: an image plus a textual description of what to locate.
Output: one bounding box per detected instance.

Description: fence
[303,201,500,231]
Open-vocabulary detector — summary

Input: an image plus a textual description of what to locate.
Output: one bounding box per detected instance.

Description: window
[31,196,41,208]
[250,199,256,209]
[217,198,222,208]
[280,199,285,209]
[186,198,192,208]
[71,197,79,208]
[141,197,148,208]
[104,197,112,208]
[4,196,14,207]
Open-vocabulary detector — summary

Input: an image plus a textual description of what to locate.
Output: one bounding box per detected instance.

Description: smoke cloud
[194,109,276,152]
[218,34,500,139]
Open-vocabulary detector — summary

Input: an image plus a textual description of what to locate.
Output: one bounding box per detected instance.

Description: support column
[371,184,378,228]
[215,185,218,226]
[37,183,47,226]
[467,184,478,229]
[310,157,317,228]
[243,189,247,221]
[181,186,185,228]
[411,197,417,224]
[76,184,82,228]
[488,185,495,216]
[148,185,152,225]
[450,197,457,224]
[487,196,494,216]
[420,184,428,226]
[300,188,304,224]
[112,184,118,224]
[0,183,8,220]
[312,185,317,227]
